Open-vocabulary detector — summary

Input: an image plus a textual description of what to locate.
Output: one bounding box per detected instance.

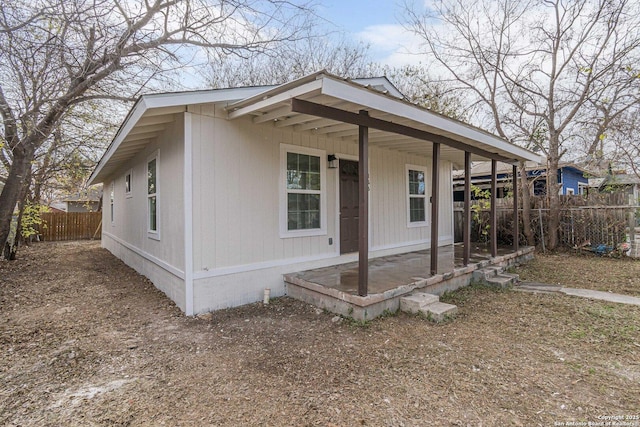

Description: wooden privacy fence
[40,212,102,241]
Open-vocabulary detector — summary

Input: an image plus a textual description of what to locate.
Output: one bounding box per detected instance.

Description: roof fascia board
[88,86,274,185]
[88,98,149,185]
[143,86,275,110]
[320,77,543,164]
[226,79,323,119]
[225,71,326,112]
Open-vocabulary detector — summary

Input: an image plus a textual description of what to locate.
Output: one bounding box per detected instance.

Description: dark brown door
[339,160,359,254]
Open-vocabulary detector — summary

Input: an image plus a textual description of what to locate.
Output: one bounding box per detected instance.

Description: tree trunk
[14,168,33,249]
[12,192,28,249]
[547,142,561,250]
[0,144,34,255]
[519,160,534,246]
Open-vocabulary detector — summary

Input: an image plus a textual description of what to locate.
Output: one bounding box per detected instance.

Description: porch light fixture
[328,154,338,168]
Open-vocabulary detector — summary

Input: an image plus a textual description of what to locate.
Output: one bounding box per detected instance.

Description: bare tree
[404,0,640,249]
[382,64,470,121]
[30,101,119,205]
[0,0,315,256]
[607,104,640,178]
[202,36,375,87]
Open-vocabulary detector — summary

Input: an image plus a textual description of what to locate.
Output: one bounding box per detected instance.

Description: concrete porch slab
[284,244,535,321]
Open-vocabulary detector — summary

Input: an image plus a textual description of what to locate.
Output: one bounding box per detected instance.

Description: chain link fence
[454,200,639,256]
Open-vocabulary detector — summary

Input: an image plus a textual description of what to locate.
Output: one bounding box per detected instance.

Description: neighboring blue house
[453,161,590,201]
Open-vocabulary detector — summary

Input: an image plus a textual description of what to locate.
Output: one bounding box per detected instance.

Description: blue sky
[316,0,425,67]
[317,0,401,30]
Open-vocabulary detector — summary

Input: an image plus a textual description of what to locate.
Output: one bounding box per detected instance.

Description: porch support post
[513,164,519,251]
[430,142,441,275]
[358,110,369,296]
[463,151,471,266]
[491,159,498,257]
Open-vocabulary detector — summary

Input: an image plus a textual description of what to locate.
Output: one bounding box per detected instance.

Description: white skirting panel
[191,236,454,314]
[102,233,187,312]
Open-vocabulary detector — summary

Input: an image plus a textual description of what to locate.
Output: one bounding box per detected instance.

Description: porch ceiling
[226,73,544,167]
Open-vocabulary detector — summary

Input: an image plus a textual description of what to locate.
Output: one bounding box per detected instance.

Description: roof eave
[88,85,277,185]
[228,72,543,164]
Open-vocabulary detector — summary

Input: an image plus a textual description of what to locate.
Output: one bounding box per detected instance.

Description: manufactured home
[88,72,543,317]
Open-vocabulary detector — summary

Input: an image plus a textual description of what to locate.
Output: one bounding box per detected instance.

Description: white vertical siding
[191,113,338,271]
[100,106,457,313]
[100,114,186,309]
[191,112,454,273]
[369,147,432,250]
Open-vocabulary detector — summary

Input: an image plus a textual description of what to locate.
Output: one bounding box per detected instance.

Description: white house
[88,72,542,316]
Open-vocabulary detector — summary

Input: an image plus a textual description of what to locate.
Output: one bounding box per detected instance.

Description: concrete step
[400,292,457,322]
[421,301,458,322]
[499,272,520,283]
[400,292,439,314]
[473,265,519,288]
[472,267,503,282]
[486,273,518,289]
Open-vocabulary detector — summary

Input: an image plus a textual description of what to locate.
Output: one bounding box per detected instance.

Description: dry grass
[1,242,639,426]
[517,252,640,296]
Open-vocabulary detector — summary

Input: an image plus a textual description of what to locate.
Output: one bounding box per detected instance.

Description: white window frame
[406,164,428,228]
[578,183,588,195]
[110,181,115,226]
[566,188,575,195]
[147,151,160,240]
[125,169,132,198]
[279,144,327,238]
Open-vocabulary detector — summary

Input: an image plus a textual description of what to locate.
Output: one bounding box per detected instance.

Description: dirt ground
[1,242,639,426]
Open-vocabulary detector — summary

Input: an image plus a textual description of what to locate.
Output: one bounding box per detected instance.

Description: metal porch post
[513,164,519,252]
[491,159,498,257]
[463,151,471,266]
[358,111,369,296]
[430,143,441,275]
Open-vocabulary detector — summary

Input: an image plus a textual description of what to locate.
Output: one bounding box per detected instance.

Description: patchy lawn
[1,242,639,426]
[517,252,640,297]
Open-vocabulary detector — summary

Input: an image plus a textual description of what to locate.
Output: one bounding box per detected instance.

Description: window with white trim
[125,170,132,197]
[110,182,115,225]
[578,183,588,195]
[147,154,159,237]
[407,165,427,226]
[280,145,326,237]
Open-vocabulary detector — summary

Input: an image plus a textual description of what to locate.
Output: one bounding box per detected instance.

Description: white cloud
[356,24,428,67]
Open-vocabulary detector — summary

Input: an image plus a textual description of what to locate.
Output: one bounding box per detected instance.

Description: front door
[339,160,359,254]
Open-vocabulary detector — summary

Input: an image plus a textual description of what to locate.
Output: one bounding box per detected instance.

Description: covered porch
[226,71,543,318]
[284,244,534,321]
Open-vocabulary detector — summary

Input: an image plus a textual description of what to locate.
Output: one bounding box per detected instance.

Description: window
[280,145,326,237]
[110,182,115,225]
[125,170,132,197]
[578,183,588,195]
[407,165,427,226]
[566,188,575,195]
[147,153,159,238]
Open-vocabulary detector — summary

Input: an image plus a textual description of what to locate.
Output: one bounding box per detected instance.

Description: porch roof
[226,72,544,166]
[88,71,543,185]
